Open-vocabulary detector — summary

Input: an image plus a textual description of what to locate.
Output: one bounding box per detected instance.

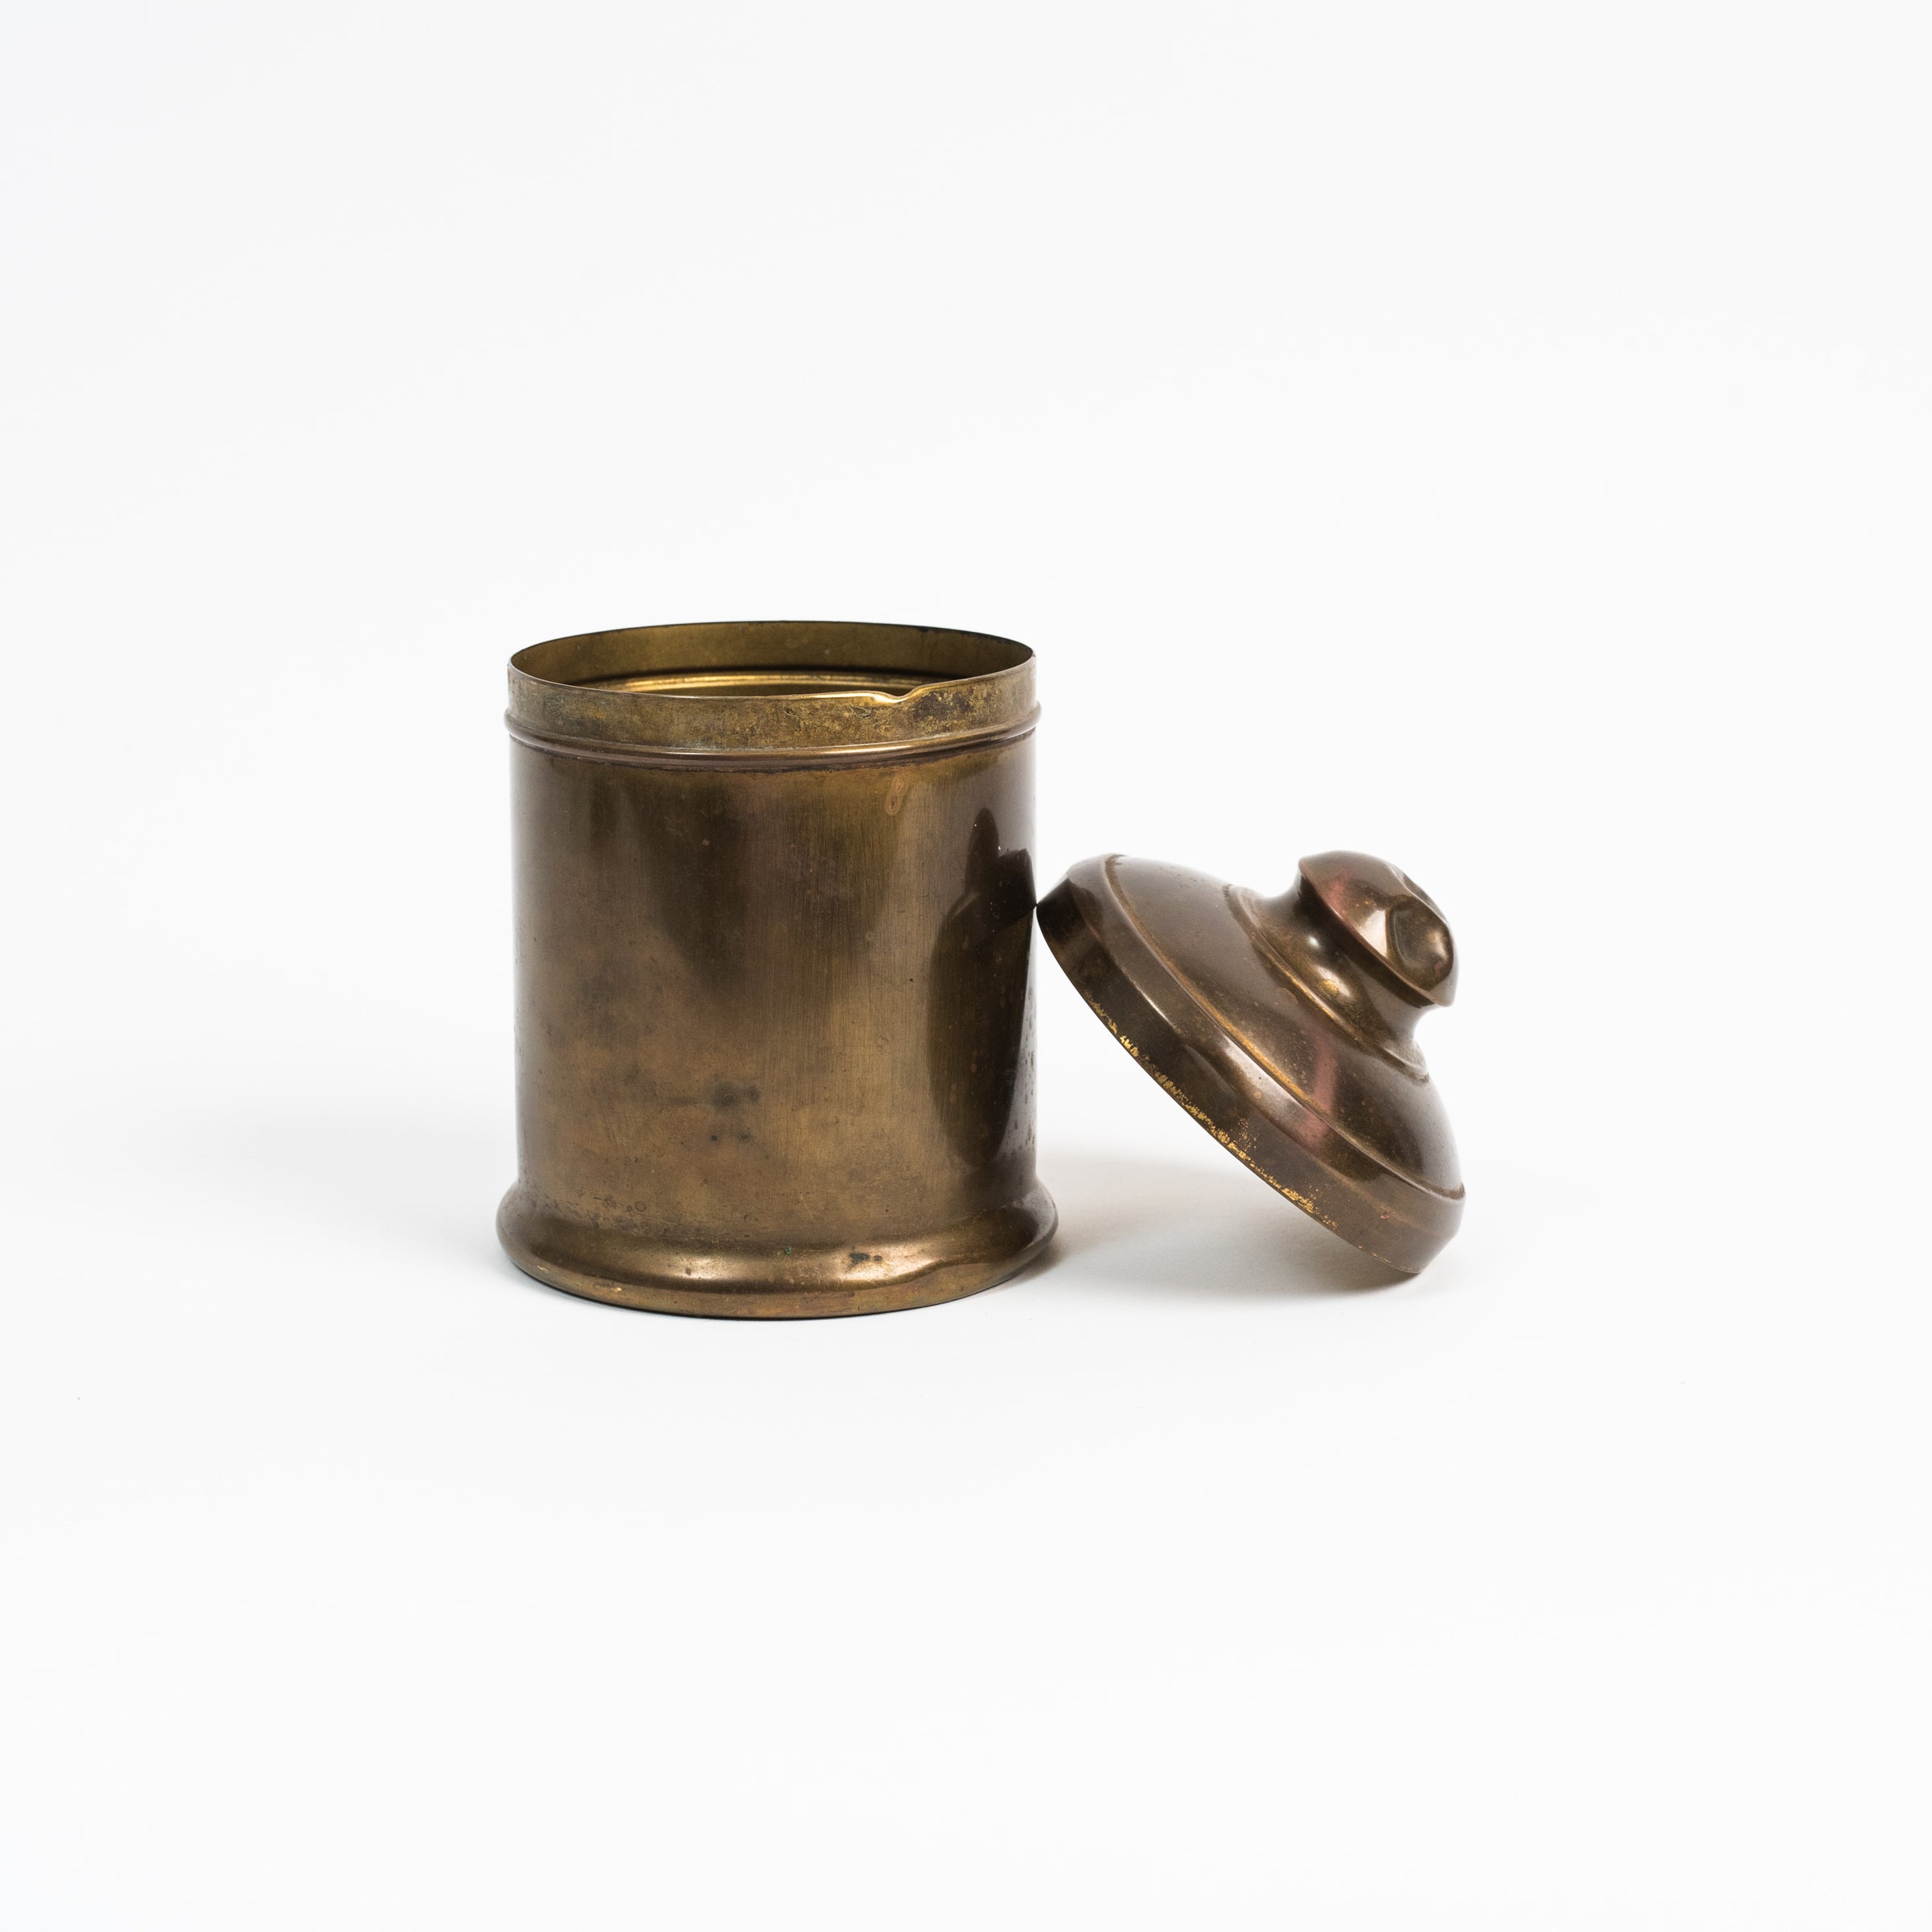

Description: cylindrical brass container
[498,621,1055,1318]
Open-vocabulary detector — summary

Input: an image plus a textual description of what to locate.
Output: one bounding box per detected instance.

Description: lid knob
[1298,852,1457,1007]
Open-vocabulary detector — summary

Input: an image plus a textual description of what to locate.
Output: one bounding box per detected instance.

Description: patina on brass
[499,621,1055,1318]
[1038,850,1463,1272]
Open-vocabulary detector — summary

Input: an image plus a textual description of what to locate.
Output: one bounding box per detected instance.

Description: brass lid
[1038,850,1463,1272]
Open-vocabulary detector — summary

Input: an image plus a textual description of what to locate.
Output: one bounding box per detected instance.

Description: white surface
[2,2,1927,1925]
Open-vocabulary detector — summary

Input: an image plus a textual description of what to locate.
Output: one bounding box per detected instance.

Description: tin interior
[515,621,1027,698]
[584,667,931,699]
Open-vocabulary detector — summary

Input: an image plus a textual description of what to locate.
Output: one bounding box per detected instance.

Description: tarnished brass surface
[500,621,1055,1319]
[1038,850,1463,1272]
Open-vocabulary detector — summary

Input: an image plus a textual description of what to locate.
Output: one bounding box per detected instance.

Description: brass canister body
[498,621,1055,1317]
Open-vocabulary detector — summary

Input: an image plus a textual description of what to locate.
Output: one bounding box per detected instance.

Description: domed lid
[1038,850,1463,1272]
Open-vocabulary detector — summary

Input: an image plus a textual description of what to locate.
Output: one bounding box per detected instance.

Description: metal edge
[504,712,1038,771]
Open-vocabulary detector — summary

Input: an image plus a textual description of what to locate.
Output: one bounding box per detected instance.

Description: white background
[2,2,1927,1925]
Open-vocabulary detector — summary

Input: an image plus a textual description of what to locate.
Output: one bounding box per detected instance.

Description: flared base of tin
[497,1183,1058,1319]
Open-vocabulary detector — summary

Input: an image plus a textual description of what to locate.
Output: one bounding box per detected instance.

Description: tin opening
[513,621,1029,703]
[509,621,1033,753]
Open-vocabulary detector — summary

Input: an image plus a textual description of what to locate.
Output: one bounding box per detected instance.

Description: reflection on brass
[1038,849,1463,1272]
[499,621,1055,1319]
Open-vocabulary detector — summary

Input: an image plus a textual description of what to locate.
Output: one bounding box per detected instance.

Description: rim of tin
[507,619,1036,759]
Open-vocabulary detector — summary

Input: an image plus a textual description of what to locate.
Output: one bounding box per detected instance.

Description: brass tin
[498,621,1055,1319]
